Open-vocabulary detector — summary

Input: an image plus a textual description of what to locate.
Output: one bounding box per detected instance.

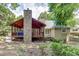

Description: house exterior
[70,25,79,32]
[39,19,70,41]
[10,9,46,42]
[68,25,79,42]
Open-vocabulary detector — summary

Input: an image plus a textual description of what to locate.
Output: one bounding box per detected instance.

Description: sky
[8,3,79,20]
[8,3,49,19]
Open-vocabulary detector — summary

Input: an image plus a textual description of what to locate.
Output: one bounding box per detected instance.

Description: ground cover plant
[50,42,79,56]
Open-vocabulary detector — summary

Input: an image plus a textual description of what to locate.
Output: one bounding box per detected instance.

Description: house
[70,25,79,32]
[39,19,70,42]
[68,25,79,42]
[10,9,46,42]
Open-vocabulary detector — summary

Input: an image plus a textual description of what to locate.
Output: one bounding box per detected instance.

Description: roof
[10,18,46,28]
[45,20,70,29]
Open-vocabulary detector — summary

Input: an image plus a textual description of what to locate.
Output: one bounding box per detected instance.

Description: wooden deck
[70,31,79,36]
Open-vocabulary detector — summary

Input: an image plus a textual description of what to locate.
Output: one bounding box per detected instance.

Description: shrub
[51,39,64,43]
[16,44,26,56]
[50,42,79,56]
[39,44,48,56]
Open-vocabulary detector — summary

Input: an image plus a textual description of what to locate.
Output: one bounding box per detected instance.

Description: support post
[66,33,70,43]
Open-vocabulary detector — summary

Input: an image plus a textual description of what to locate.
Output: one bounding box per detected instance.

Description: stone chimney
[24,8,32,43]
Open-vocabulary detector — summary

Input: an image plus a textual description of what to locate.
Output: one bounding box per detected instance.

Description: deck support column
[24,9,32,44]
[66,33,70,43]
[11,26,13,41]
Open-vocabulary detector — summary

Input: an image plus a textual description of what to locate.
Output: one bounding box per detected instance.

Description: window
[61,28,66,32]
[73,29,78,31]
[45,29,51,34]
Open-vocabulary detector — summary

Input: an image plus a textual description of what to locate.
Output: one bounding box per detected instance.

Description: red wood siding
[10,18,46,28]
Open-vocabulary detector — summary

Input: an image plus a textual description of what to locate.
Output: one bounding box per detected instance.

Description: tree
[38,11,52,20]
[38,11,48,19]
[16,15,23,20]
[0,4,18,35]
[10,3,20,10]
[48,3,79,27]
[1,3,20,10]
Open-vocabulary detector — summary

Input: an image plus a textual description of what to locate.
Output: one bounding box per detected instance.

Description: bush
[50,42,79,56]
[39,44,48,56]
[16,44,26,56]
[51,39,64,43]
